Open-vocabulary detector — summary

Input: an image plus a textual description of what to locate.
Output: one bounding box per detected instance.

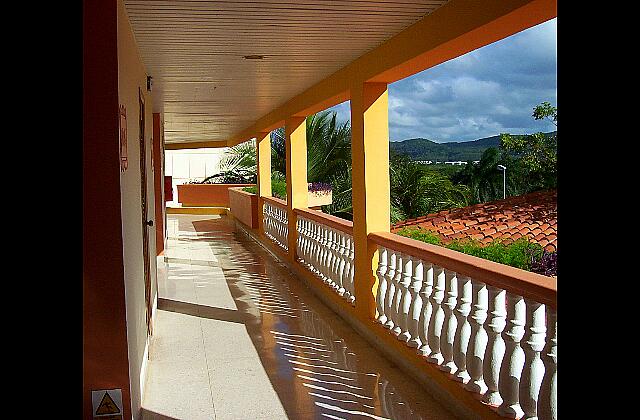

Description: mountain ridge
[390,131,556,162]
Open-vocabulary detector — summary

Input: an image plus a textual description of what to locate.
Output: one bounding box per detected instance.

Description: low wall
[177,183,253,207]
[228,187,258,229]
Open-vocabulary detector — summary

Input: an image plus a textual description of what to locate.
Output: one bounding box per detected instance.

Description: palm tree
[452,147,530,204]
[390,152,470,222]
[201,139,257,183]
[269,110,351,183]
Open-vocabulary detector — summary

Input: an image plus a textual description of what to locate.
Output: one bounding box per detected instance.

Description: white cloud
[322,19,557,143]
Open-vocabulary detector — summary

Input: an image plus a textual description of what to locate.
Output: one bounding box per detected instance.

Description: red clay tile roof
[392,190,557,252]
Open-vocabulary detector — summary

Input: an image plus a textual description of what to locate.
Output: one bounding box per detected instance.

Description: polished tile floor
[141,214,457,420]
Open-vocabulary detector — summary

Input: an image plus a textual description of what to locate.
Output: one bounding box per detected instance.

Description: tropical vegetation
[204,102,557,275]
[451,102,557,204]
[396,226,556,276]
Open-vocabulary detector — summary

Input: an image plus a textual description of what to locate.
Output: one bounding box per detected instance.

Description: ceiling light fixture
[243,55,265,60]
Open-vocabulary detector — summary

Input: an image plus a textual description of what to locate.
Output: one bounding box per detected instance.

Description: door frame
[139,88,153,337]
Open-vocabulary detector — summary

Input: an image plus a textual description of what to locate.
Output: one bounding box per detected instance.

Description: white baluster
[519,299,546,420]
[439,270,458,374]
[304,219,312,263]
[407,259,423,348]
[321,227,330,283]
[264,203,270,238]
[464,281,488,394]
[417,262,433,357]
[327,228,335,286]
[322,227,332,284]
[324,227,333,284]
[389,253,404,333]
[383,250,397,329]
[283,209,288,249]
[330,229,340,290]
[482,285,507,406]
[342,235,352,301]
[347,236,355,304]
[453,275,472,383]
[302,218,309,262]
[426,265,445,365]
[497,293,526,418]
[397,255,413,342]
[311,221,320,272]
[375,246,388,324]
[537,307,556,420]
[296,218,302,258]
[336,232,346,296]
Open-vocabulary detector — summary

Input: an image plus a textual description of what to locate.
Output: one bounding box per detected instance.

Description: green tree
[500,101,557,189]
[269,110,351,183]
[201,139,257,183]
[390,152,470,222]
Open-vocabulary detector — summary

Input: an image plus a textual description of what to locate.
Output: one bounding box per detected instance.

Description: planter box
[177,183,254,207]
[308,190,332,208]
[229,187,258,229]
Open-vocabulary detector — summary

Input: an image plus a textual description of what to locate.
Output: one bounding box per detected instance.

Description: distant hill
[390,131,556,162]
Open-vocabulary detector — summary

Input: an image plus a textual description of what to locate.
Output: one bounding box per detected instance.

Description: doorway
[139,88,153,337]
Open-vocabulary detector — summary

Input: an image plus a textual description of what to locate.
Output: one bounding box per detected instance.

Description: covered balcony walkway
[142,214,457,419]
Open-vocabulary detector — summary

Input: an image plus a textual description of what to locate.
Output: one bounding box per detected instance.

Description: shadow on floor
[157,215,455,420]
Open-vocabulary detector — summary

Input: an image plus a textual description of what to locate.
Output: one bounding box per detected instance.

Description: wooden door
[139,89,153,336]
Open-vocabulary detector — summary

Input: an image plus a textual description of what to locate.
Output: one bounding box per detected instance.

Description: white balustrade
[263,201,288,251]
[295,213,355,305]
[370,233,556,419]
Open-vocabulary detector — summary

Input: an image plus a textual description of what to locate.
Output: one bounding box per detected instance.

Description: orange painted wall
[83,0,132,418]
[229,188,258,229]
[177,183,253,207]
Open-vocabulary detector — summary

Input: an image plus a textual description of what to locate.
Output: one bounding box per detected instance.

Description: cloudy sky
[327,18,557,143]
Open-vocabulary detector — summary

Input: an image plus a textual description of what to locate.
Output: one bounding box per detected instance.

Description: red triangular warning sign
[96,391,121,415]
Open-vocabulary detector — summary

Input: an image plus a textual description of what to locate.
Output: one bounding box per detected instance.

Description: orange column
[153,113,165,255]
[83,0,132,418]
[285,116,308,261]
[256,131,272,236]
[350,82,391,322]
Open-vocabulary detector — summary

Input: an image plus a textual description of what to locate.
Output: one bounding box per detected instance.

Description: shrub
[395,227,442,246]
[396,227,551,275]
[241,179,330,201]
[529,249,557,277]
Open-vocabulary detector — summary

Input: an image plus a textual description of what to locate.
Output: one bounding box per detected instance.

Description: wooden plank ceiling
[124,0,449,145]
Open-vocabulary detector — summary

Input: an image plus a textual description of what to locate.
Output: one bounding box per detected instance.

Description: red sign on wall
[119,105,128,172]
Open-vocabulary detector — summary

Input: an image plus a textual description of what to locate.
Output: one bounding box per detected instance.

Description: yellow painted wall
[118,0,157,415]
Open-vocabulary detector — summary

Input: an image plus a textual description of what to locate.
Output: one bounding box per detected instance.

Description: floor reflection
[154,214,455,420]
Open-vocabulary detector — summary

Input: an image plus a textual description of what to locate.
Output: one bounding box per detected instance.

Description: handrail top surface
[262,195,287,208]
[370,231,557,309]
[294,207,353,234]
[228,186,257,197]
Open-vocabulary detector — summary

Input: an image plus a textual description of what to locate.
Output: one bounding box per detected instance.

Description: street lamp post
[497,165,506,199]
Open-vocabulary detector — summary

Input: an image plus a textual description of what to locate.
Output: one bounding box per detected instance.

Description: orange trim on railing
[294,208,353,234]
[262,195,287,208]
[369,232,557,309]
